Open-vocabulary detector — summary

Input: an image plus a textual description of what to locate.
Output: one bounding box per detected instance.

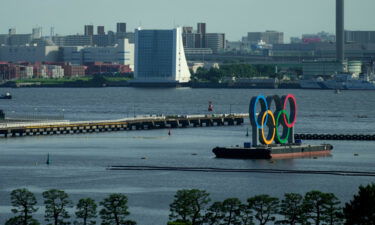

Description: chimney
[336,0,344,63]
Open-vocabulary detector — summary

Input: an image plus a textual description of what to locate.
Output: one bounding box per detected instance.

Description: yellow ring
[261,110,276,145]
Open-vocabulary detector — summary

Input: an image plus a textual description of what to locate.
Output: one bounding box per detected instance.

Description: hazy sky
[1,0,374,41]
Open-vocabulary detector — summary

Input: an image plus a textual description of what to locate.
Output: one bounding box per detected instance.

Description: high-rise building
[206,33,226,53]
[117,23,126,33]
[197,23,206,48]
[183,27,193,34]
[97,26,105,35]
[133,27,191,85]
[84,25,94,36]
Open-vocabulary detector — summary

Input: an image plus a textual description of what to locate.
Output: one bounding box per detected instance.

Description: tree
[43,189,72,225]
[5,188,40,225]
[169,189,211,225]
[75,198,97,225]
[303,190,340,225]
[220,198,244,225]
[344,183,375,225]
[204,202,225,225]
[277,193,306,225]
[322,193,343,225]
[99,193,136,225]
[247,195,279,225]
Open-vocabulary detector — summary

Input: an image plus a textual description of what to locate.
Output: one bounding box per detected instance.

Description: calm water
[0,87,375,224]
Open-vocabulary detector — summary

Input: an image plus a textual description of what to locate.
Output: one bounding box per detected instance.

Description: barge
[212,144,333,159]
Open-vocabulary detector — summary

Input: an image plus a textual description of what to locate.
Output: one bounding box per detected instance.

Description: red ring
[283,94,297,128]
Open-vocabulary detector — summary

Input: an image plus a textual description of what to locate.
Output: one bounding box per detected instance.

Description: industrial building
[133,27,191,85]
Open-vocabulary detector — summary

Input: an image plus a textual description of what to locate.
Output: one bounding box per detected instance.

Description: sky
[1,0,375,41]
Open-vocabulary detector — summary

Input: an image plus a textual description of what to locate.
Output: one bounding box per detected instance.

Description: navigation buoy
[246,128,249,137]
[208,101,213,112]
[168,129,171,136]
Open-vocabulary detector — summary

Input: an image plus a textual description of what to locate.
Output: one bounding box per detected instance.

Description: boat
[212,143,333,159]
[0,92,12,99]
[300,74,375,90]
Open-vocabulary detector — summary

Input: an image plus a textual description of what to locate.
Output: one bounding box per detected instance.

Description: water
[0,87,375,224]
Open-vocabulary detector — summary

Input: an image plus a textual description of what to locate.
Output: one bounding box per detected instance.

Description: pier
[0,114,246,138]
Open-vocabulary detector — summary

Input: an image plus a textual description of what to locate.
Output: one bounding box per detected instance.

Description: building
[206,33,225,53]
[133,27,191,85]
[197,23,206,48]
[84,25,94,36]
[63,64,86,77]
[117,23,126,33]
[97,26,105,35]
[116,23,127,40]
[83,39,134,67]
[246,31,284,45]
[8,34,32,46]
[32,27,42,39]
[62,35,92,46]
[0,35,8,45]
[0,45,60,63]
[345,31,375,44]
[46,65,64,78]
[62,39,134,68]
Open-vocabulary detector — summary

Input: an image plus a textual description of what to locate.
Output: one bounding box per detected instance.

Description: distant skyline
[1,0,375,42]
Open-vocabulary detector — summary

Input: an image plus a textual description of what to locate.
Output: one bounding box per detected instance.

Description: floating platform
[212,144,333,159]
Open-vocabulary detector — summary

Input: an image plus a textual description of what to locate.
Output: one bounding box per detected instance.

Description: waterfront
[0,87,375,224]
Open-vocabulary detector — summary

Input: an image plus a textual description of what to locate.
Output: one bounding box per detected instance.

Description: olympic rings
[249,94,297,145]
[260,110,275,145]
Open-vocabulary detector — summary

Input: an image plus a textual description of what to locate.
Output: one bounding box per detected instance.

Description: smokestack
[336,0,344,63]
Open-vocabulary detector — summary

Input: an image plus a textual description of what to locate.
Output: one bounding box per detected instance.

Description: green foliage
[247,194,279,225]
[277,193,306,225]
[204,198,251,225]
[303,190,342,225]
[43,189,72,225]
[169,189,211,225]
[7,188,39,225]
[75,198,97,225]
[323,193,342,225]
[167,221,192,225]
[99,193,136,225]
[5,216,40,225]
[344,183,375,225]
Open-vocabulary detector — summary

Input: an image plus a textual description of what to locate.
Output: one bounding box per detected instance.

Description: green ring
[276,110,290,144]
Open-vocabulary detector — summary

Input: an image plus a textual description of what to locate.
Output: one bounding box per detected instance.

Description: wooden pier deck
[0,114,247,138]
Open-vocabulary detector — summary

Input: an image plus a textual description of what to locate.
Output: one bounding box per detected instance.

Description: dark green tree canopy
[99,193,136,225]
[247,194,279,225]
[75,198,97,225]
[169,189,211,225]
[7,188,39,225]
[43,189,72,225]
[344,183,375,225]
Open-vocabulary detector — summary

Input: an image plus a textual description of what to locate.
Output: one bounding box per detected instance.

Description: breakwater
[295,133,375,141]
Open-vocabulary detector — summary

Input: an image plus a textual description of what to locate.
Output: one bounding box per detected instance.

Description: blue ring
[250,95,268,129]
